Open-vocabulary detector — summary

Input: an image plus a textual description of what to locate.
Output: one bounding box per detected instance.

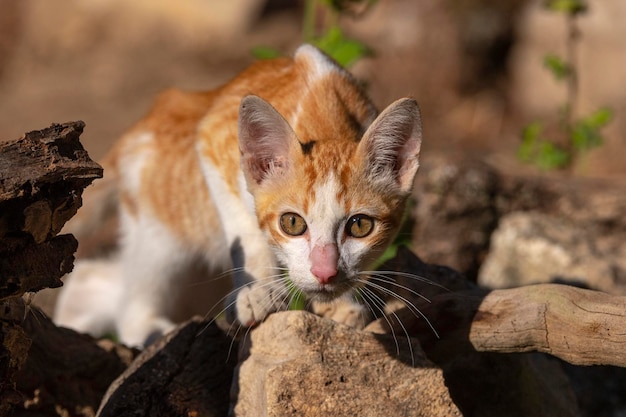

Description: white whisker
[365,273,433,304]
[358,287,402,357]
[359,286,421,367]
[361,270,450,291]
[356,278,439,339]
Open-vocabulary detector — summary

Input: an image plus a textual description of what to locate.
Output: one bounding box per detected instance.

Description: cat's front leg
[115,213,184,347]
[224,237,289,326]
[200,158,289,327]
[228,279,289,326]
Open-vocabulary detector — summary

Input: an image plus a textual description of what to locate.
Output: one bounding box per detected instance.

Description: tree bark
[0,121,103,416]
[0,121,102,298]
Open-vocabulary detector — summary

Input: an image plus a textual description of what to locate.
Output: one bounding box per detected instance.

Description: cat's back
[109,46,376,244]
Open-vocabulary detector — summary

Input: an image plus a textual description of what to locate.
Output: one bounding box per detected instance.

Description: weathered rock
[411,156,499,281]
[479,211,626,294]
[233,310,462,417]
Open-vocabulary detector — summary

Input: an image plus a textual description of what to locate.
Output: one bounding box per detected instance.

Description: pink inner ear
[358,98,422,192]
[310,244,338,285]
[238,95,296,185]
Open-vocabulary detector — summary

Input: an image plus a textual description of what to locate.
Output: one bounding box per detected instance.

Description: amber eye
[345,214,374,238]
[280,213,308,236]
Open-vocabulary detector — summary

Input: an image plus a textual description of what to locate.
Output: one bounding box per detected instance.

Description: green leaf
[312,26,370,67]
[571,108,612,151]
[251,46,283,60]
[571,123,602,151]
[535,142,570,170]
[544,0,587,14]
[517,122,543,162]
[544,54,571,80]
[325,0,379,13]
[585,107,613,129]
[518,122,570,170]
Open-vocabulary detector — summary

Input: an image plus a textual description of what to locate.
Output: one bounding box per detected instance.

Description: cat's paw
[227,281,289,327]
[312,299,372,329]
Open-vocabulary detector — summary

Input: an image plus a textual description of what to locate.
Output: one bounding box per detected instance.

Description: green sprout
[518,0,613,170]
[252,0,376,68]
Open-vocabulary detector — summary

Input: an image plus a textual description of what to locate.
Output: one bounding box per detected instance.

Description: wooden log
[471,284,626,366]
[367,249,626,367]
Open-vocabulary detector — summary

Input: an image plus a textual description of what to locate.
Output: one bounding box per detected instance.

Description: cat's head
[237,45,422,301]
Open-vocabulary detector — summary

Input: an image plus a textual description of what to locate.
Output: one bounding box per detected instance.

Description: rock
[411,157,499,281]
[479,211,626,294]
[411,155,626,293]
[233,310,462,417]
[441,352,580,417]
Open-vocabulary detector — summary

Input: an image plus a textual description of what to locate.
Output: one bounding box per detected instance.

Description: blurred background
[0,0,624,178]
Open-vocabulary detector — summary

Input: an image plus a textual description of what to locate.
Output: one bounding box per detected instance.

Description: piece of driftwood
[367,248,626,368]
[0,121,102,298]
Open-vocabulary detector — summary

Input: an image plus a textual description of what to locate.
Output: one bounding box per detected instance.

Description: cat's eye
[280,213,308,236]
[345,214,374,238]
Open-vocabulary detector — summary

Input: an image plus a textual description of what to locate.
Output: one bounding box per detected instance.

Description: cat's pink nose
[310,243,338,285]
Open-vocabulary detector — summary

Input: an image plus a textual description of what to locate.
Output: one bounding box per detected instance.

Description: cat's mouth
[306,287,342,302]
[301,280,352,302]
[288,270,354,302]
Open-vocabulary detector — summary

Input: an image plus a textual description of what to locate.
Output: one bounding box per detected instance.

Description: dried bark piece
[97,318,237,417]
[12,308,136,417]
[0,121,102,299]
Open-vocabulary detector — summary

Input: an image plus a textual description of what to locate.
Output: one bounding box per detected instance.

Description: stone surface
[233,310,462,417]
[479,211,626,294]
[411,156,499,281]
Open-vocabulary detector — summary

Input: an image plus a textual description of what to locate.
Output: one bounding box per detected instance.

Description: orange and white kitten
[55,44,422,347]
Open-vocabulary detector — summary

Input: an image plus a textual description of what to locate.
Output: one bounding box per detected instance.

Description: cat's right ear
[238,95,297,186]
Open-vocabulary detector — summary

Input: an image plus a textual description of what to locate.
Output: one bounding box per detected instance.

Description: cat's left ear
[239,95,298,186]
[359,98,422,193]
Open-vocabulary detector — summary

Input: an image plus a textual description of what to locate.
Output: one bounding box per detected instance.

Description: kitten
[55,44,423,347]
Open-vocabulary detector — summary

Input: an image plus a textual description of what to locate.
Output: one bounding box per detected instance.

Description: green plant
[517,0,613,170]
[252,0,376,68]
